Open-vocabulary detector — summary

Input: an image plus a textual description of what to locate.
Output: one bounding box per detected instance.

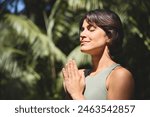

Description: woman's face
[80,19,109,55]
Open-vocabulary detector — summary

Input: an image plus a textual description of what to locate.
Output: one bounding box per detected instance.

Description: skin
[62,20,134,100]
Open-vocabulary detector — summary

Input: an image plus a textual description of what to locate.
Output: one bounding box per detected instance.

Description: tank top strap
[107,63,120,71]
[84,63,120,77]
[102,63,120,80]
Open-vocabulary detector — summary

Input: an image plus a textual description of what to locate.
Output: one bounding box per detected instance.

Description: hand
[62,60,85,100]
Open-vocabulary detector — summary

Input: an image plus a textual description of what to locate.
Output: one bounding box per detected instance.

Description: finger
[65,62,72,80]
[70,60,76,77]
[66,61,72,78]
[72,60,79,77]
[81,71,85,80]
[68,60,76,78]
[67,61,73,76]
[62,68,68,80]
[79,70,83,77]
[65,63,69,74]
[72,60,78,71]
[67,60,76,79]
[80,71,86,86]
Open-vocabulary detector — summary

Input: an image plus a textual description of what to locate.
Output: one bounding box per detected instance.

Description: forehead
[82,19,97,27]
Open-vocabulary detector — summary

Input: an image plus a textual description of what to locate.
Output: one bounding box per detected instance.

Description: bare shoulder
[113,66,133,79]
[107,66,135,99]
[109,66,134,85]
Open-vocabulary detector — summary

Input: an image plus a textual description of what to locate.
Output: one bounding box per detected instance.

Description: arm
[107,67,134,100]
[62,60,86,100]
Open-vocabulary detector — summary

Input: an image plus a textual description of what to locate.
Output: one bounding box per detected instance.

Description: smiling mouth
[80,41,90,46]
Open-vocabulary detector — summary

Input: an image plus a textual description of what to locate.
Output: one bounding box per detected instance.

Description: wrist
[71,94,85,100]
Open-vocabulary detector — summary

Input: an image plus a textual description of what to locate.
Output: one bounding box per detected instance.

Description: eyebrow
[87,24,96,28]
[81,23,96,29]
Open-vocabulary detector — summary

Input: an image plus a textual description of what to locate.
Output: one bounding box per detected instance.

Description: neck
[91,46,115,72]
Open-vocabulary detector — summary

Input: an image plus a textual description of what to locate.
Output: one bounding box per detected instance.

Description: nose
[80,30,87,41]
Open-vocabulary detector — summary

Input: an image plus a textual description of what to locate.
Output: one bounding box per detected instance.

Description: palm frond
[47,0,75,43]
[0,48,23,78]
[4,14,49,58]
[4,14,41,41]
[68,0,103,11]
[4,14,67,63]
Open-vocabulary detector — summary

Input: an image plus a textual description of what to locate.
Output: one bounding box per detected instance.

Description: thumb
[81,71,85,78]
[80,71,85,85]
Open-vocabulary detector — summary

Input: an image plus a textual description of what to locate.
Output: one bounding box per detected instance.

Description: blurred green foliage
[0,0,150,99]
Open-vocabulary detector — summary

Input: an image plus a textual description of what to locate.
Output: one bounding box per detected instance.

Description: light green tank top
[83,63,120,100]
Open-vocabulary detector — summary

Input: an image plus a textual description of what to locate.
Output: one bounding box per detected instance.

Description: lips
[80,41,90,46]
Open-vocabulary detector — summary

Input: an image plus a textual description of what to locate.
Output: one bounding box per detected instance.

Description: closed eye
[87,25,96,32]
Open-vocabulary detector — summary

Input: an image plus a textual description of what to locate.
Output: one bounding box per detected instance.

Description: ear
[106,30,113,41]
[106,36,111,44]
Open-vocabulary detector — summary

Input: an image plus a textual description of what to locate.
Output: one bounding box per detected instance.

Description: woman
[62,9,134,100]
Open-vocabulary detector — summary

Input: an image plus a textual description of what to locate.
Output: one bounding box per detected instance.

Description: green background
[0,0,150,99]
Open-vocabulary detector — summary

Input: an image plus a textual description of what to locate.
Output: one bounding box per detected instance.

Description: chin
[80,48,87,52]
[80,48,91,54]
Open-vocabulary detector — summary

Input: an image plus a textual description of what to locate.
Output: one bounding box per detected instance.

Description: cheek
[91,33,107,44]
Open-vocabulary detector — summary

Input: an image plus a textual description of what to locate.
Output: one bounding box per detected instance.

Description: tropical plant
[0,0,150,99]
[0,11,66,99]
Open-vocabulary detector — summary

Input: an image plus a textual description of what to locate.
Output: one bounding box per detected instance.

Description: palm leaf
[68,0,103,11]
[46,0,75,43]
[0,48,23,78]
[4,14,66,63]
[4,14,49,58]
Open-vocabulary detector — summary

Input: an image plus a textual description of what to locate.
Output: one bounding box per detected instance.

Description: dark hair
[79,9,124,57]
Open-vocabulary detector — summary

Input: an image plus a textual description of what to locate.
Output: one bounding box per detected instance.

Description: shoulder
[107,66,134,99]
[109,66,134,86]
[112,66,133,79]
